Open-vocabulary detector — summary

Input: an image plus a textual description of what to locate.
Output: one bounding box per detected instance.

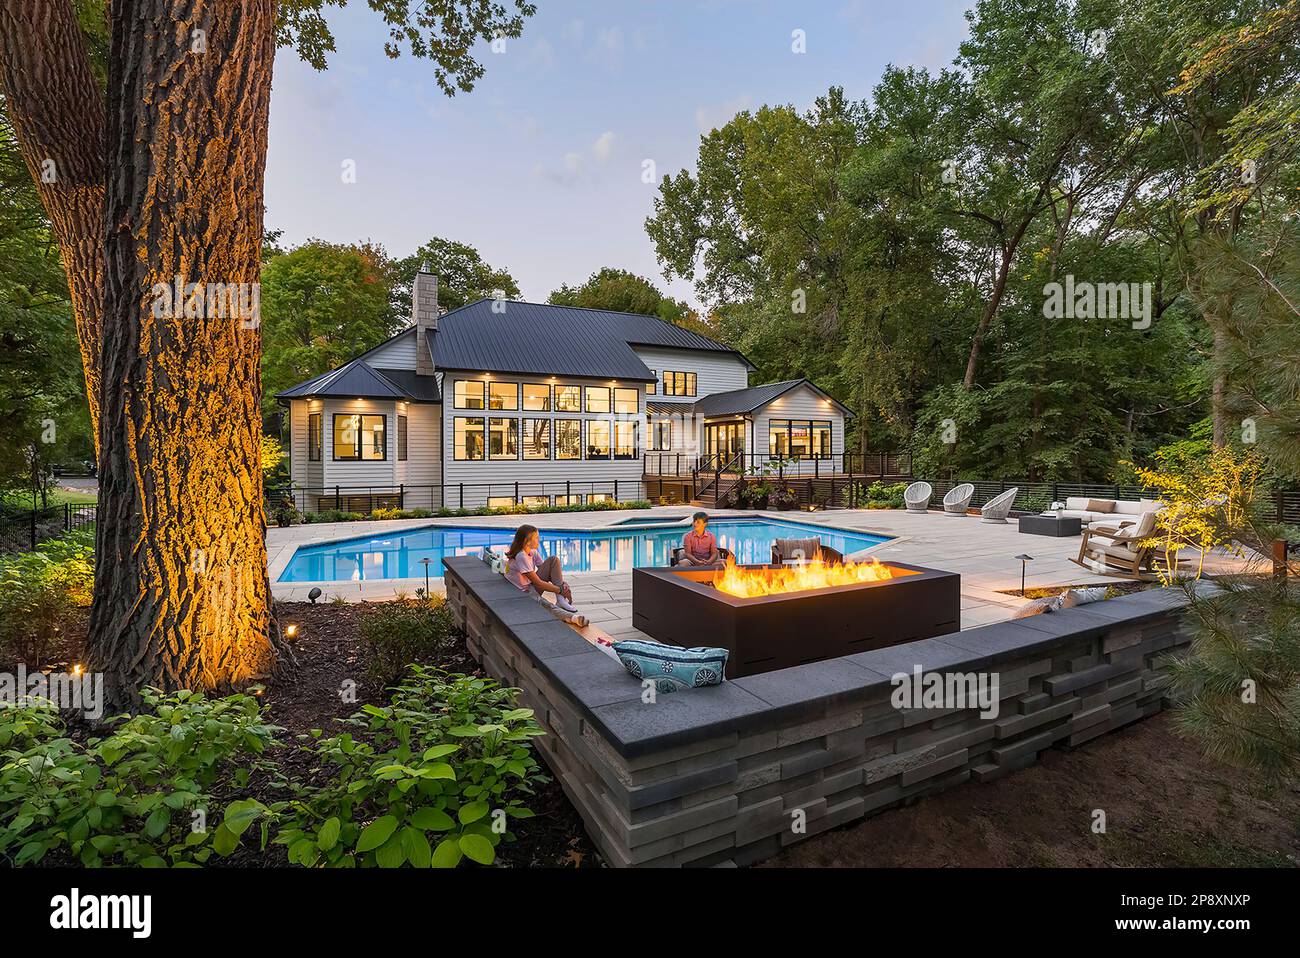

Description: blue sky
[265,0,974,310]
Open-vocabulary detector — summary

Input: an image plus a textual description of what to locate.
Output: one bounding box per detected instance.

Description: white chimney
[413,267,438,377]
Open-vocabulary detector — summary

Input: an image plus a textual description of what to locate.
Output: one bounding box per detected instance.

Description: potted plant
[773,487,798,511]
[274,506,299,528]
[750,481,773,510]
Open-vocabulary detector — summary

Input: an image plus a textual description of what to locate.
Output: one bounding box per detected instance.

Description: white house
[276,272,851,511]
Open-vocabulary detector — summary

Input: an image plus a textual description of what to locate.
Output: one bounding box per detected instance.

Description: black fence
[265,480,647,516]
[0,503,98,554]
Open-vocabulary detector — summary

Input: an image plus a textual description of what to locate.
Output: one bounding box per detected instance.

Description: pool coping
[269,511,899,587]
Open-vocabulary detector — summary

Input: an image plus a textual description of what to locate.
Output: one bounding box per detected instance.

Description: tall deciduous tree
[260,240,398,421]
[0,0,534,706]
[390,235,521,317]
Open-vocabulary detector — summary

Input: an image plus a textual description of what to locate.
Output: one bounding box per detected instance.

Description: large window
[585,420,611,459]
[614,421,638,460]
[308,413,322,461]
[585,386,610,413]
[663,371,697,396]
[397,415,408,461]
[522,495,549,508]
[487,497,515,510]
[769,419,833,459]
[555,420,582,460]
[614,387,639,415]
[650,420,672,451]
[488,382,518,410]
[454,380,485,409]
[522,419,550,460]
[555,385,581,412]
[488,417,518,459]
[454,417,485,461]
[646,370,657,395]
[522,383,551,411]
[333,414,386,461]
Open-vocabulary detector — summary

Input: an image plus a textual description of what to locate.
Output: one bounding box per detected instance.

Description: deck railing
[643,451,913,479]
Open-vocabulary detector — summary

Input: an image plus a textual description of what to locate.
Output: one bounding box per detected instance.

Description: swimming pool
[277,518,892,583]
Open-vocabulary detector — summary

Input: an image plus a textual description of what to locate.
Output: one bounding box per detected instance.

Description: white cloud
[591,26,624,71]
[593,131,616,165]
[694,94,754,134]
[534,132,619,186]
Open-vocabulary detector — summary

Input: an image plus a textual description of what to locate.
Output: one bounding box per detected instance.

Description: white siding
[751,384,847,476]
[400,402,443,509]
[286,399,325,500]
[632,346,749,404]
[366,328,420,368]
[440,373,645,508]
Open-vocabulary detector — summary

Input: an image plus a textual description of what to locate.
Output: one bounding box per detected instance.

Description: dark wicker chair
[669,546,732,567]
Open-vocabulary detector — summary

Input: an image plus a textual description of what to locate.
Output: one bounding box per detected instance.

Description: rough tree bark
[0,0,106,439]
[89,0,289,707]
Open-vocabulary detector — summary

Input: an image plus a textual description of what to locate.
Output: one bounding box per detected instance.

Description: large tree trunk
[0,0,106,441]
[89,0,289,707]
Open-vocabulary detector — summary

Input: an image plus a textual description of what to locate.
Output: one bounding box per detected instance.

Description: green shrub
[272,666,546,868]
[0,690,281,867]
[359,597,457,688]
[0,527,95,666]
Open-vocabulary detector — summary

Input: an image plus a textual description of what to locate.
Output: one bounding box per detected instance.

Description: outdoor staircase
[691,476,740,509]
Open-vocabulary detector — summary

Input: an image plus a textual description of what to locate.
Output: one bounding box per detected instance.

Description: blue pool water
[277,518,892,583]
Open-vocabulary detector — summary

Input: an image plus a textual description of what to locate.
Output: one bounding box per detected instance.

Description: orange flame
[711,555,896,598]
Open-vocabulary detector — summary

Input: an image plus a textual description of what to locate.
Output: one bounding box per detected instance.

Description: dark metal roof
[276,359,440,403]
[646,400,695,415]
[685,379,852,419]
[427,299,754,382]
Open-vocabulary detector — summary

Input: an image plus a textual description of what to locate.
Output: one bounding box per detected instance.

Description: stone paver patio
[267,506,1245,637]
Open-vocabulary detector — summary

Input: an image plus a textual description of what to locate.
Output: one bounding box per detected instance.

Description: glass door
[705,422,746,465]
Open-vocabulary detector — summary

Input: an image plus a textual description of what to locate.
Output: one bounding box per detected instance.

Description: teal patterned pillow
[611,640,728,692]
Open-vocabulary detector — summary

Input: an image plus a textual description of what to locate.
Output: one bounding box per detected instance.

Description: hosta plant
[272,666,546,867]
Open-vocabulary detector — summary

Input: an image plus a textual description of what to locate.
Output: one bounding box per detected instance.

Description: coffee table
[1018,513,1082,537]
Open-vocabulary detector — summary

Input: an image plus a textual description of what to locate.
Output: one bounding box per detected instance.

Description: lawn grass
[2,488,98,509]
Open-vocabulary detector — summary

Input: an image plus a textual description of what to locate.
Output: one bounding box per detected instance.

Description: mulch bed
[240,601,602,868]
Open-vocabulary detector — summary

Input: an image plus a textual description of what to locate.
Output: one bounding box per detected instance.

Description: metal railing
[0,503,98,553]
[644,451,913,480]
[265,480,648,516]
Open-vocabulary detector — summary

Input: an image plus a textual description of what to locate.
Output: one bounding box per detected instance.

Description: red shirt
[683,529,717,561]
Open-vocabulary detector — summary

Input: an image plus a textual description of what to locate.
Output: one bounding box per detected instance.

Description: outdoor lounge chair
[943,483,975,517]
[1070,510,1159,577]
[904,481,933,513]
[669,546,733,567]
[771,537,844,565]
[980,486,1019,523]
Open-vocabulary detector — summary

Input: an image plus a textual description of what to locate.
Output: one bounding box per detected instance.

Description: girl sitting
[504,524,579,613]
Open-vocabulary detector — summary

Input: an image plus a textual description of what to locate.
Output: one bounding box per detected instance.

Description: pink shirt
[505,549,540,591]
[683,529,717,562]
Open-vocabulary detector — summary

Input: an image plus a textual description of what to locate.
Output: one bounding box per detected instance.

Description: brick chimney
[413,267,438,377]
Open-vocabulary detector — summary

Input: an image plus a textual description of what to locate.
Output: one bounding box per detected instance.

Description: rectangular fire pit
[632,561,961,678]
